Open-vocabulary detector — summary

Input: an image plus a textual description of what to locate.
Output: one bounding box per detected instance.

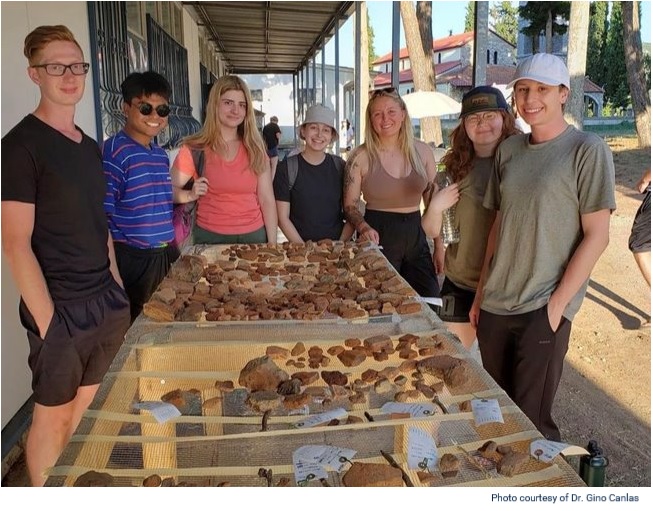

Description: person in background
[103,71,178,323]
[262,115,282,179]
[171,75,277,245]
[1,25,130,485]
[423,86,520,351]
[470,54,615,441]
[339,118,354,159]
[629,168,651,290]
[274,105,354,242]
[343,87,444,302]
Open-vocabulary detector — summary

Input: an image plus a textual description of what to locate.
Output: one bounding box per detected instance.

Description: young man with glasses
[1,25,130,486]
[102,72,179,322]
[470,54,616,441]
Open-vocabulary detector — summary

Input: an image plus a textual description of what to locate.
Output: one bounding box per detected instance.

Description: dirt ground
[2,136,650,488]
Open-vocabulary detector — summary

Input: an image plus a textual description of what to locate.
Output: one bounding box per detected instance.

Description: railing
[146,14,201,149]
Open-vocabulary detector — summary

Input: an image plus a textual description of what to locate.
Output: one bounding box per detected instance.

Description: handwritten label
[292,445,357,485]
[530,439,573,463]
[132,401,181,423]
[407,427,438,470]
[470,398,504,426]
[293,408,347,429]
[381,402,436,417]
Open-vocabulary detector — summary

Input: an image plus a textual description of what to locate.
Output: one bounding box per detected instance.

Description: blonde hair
[363,89,427,180]
[182,75,267,175]
[24,25,82,65]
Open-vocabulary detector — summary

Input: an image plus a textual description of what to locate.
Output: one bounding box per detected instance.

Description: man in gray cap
[470,53,616,441]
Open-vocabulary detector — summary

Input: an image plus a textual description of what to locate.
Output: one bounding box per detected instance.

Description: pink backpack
[172,148,204,251]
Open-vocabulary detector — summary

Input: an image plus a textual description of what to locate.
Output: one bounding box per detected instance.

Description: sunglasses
[133,102,171,118]
[32,62,90,76]
[369,86,399,99]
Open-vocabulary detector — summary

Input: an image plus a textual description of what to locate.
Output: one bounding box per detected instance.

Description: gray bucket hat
[300,104,337,141]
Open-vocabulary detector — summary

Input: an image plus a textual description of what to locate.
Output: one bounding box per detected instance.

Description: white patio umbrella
[401,90,462,119]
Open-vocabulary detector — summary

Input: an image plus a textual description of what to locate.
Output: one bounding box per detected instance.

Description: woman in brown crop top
[343,88,455,301]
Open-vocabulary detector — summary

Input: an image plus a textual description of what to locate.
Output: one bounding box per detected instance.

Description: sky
[319,0,652,68]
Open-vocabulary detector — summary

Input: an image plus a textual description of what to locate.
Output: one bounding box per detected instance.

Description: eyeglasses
[31,62,90,76]
[464,111,500,125]
[369,86,398,99]
[134,102,171,118]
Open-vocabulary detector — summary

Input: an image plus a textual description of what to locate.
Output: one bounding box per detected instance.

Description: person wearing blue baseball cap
[423,86,520,353]
[470,53,616,441]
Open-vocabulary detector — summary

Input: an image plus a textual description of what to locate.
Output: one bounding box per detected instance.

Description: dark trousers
[364,209,440,299]
[477,304,571,441]
[114,242,180,322]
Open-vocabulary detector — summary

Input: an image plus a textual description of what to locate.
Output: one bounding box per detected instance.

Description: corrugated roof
[185,1,355,74]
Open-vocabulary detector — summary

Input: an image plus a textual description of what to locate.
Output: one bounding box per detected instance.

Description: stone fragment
[337,350,367,367]
[266,346,290,360]
[497,444,514,455]
[361,369,379,383]
[321,370,348,386]
[393,375,408,387]
[238,356,289,392]
[417,471,439,485]
[417,355,469,388]
[246,390,281,413]
[398,359,417,373]
[142,474,162,487]
[342,462,404,487]
[363,335,393,353]
[346,415,364,424]
[349,391,366,404]
[151,287,176,305]
[344,338,362,348]
[394,391,409,403]
[416,383,435,399]
[74,471,114,487]
[373,351,389,362]
[374,378,395,394]
[277,378,302,396]
[439,454,460,478]
[497,451,530,477]
[396,302,422,315]
[214,380,234,391]
[202,396,222,409]
[283,393,311,410]
[142,300,175,322]
[478,440,498,456]
[399,349,418,360]
[379,367,400,381]
[291,371,319,386]
[291,342,306,356]
[327,345,345,356]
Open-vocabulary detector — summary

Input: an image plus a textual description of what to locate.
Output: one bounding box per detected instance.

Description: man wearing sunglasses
[102,71,179,323]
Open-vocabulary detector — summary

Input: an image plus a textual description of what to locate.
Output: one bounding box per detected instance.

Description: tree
[586,1,608,86]
[400,1,443,145]
[490,1,518,46]
[564,2,590,130]
[367,14,377,70]
[519,2,570,53]
[604,2,630,110]
[622,1,651,148]
[464,1,475,32]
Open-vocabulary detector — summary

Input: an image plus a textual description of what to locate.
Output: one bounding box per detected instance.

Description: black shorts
[267,147,279,158]
[434,277,475,322]
[629,190,651,254]
[114,242,180,322]
[19,280,130,406]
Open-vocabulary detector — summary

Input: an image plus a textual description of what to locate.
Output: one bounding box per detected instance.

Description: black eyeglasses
[134,102,171,118]
[32,62,90,76]
[369,86,398,99]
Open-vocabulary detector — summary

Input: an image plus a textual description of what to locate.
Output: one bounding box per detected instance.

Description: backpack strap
[190,148,205,178]
[287,154,299,191]
[330,154,345,175]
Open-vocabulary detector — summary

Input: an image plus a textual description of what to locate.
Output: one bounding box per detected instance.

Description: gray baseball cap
[507,53,570,89]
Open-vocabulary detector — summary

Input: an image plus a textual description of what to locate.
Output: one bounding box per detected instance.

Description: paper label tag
[413,296,444,307]
[530,439,579,463]
[132,401,181,423]
[407,427,438,470]
[293,408,347,428]
[292,445,357,485]
[381,402,436,417]
[292,456,327,486]
[471,398,504,426]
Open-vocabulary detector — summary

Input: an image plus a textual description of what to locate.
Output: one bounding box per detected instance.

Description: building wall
[182,8,202,124]
[1,1,97,428]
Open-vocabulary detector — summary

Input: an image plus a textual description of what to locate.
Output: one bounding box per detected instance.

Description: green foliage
[587,1,608,86]
[604,2,629,109]
[490,1,518,46]
[464,1,475,32]
[518,1,570,51]
[367,15,377,69]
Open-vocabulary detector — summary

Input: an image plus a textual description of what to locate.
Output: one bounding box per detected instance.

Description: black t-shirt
[1,114,113,301]
[262,122,281,150]
[273,154,345,241]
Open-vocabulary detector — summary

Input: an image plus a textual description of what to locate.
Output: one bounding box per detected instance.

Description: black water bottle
[579,440,609,486]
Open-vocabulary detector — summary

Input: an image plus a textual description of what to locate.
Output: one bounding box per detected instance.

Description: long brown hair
[442,110,520,183]
[182,75,267,175]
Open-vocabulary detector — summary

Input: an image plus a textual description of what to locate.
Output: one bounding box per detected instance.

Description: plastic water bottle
[579,440,609,486]
[436,163,460,244]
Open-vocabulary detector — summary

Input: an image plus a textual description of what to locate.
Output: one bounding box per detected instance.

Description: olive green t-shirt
[445,157,494,291]
[481,126,616,321]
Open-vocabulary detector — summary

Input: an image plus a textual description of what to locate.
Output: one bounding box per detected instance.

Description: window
[250,89,263,102]
[493,51,498,65]
[486,49,490,64]
[438,53,441,64]
[126,2,145,37]
[134,1,183,43]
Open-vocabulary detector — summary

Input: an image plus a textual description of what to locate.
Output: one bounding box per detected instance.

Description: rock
[337,350,367,367]
[266,346,290,360]
[161,389,202,415]
[393,375,408,387]
[496,444,514,455]
[396,302,422,314]
[478,440,498,456]
[291,342,306,356]
[142,300,175,322]
[277,378,302,396]
[361,369,379,383]
[308,346,324,359]
[417,355,469,387]
[418,347,438,357]
[349,391,366,404]
[151,287,176,305]
[398,360,417,373]
[344,338,362,348]
[169,254,206,283]
[398,334,420,344]
[394,391,410,402]
[214,380,234,391]
[363,335,393,353]
[202,397,222,409]
[497,451,530,477]
[246,390,281,413]
[398,349,418,360]
[417,471,439,486]
[346,415,364,424]
[321,370,348,386]
[374,378,395,394]
[459,400,472,412]
[373,351,389,362]
[379,367,400,381]
[142,474,162,487]
[238,356,289,392]
[342,462,404,487]
[416,383,435,399]
[439,454,460,478]
[73,470,114,486]
[283,393,311,410]
[291,371,319,386]
[327,345,345,356]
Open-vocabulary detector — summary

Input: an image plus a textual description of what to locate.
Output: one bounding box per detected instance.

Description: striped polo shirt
[102,131,174,249]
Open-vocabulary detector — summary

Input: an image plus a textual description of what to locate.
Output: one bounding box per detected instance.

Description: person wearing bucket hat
[470,54,616,441]
[422,86,520,352]
[273,104,354,242]
[343,88,444,304]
